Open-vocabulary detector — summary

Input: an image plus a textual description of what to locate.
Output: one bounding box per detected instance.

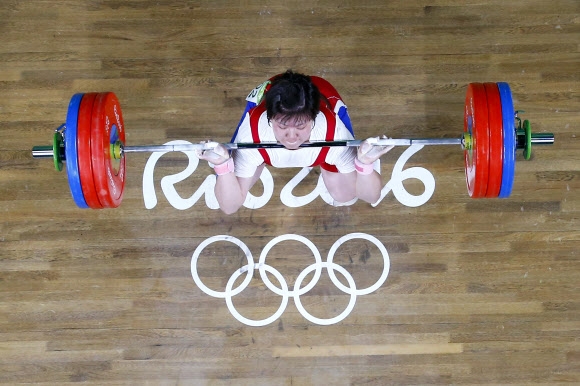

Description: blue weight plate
[497,82,516,198]
[65,93,89,208]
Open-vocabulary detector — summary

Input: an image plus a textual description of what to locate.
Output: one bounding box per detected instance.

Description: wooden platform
[1,1,579,384]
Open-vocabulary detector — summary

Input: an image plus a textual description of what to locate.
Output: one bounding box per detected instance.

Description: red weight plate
[464,83,490,198]
[77,93,103,209]
[90,92,126,208]
[484,83,504,198]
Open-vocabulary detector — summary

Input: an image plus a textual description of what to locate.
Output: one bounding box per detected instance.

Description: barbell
[31,82,554,209]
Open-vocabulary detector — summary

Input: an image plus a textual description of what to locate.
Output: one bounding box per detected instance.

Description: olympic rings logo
[191,233,390,326]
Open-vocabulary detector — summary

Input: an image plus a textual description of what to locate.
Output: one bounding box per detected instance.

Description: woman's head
[266,70,321,149]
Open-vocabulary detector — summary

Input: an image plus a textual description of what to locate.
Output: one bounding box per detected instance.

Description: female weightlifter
[197,70,393,214]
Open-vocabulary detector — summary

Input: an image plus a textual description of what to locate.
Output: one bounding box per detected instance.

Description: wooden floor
[1,1,579,384]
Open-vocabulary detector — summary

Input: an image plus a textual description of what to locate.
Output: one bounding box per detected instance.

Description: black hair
[265,70,321,124]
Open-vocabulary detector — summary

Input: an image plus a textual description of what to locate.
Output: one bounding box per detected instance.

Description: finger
[358,136,380,155]
[196,148,220,162]
[369,136,394,154]
[358,141,373,156]
[212,144,230,159]
[377,144,394,156]
[203,150,223,162]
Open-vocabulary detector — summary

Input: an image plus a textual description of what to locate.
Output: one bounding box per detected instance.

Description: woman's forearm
[214,172,246,214]
[356,171,382,204]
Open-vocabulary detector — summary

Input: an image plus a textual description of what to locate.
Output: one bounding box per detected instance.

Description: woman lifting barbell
[196,70,394,214]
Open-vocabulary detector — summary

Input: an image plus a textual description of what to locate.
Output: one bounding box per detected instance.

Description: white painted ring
[257,234,323,296]
[191,235,254,298]
[293,261,357,325]
[326,233,390,296]
[225,263,289,327]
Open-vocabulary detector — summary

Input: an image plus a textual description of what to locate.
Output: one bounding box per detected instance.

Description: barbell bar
[32,137,464,159]
[31,82,554,209]
[32,135,554,158]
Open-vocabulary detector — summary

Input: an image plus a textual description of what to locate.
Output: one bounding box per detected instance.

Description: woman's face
[270,115,314,150]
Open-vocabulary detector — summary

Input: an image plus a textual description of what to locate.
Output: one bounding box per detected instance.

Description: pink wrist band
[214,158,234,175]
[354,158,374,175]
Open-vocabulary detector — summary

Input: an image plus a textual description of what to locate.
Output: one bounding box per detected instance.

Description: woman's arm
[197,143,264,214]
[322,136,393,205]
[214,163,264,214]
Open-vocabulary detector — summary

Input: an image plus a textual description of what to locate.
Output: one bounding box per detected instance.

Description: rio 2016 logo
[142,141,435,210]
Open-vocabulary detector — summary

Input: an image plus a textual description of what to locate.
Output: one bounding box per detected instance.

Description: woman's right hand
[195,141,230,165]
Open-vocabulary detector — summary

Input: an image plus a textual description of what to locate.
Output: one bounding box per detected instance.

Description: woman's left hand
[357,135,394,164]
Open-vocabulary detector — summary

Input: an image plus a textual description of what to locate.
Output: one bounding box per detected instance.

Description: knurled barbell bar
[31,82,554,209]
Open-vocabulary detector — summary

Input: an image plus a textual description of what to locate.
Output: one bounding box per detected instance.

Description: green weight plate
[523,120,532,160]
[53,132,63,172]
